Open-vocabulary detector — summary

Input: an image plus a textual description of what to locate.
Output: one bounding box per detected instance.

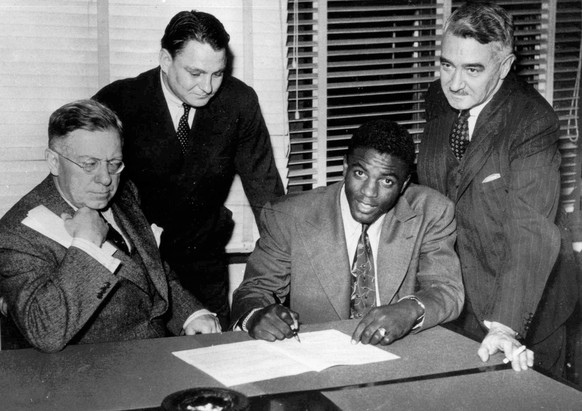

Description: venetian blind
[0,0,99,216]
[287,0,443,191]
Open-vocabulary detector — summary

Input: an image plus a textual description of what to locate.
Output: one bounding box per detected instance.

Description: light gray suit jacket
[232,182,464,330]
[0,176,203,352]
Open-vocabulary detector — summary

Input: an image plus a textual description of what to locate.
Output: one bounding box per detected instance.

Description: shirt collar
[160,69,183,110]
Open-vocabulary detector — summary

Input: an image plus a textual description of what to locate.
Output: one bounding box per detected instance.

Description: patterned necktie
[449,110,471,160]
[106,222,129,254]
[350,224,376,319]
[176,103,192,154]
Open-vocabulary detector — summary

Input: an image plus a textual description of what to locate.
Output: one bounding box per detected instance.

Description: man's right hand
[246,304,300,342]
[62,207,108,247]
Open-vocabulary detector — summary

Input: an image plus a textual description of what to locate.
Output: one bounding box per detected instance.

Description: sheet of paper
[21,205,116,254]
[172,329,399,386]
[268,329,399,372]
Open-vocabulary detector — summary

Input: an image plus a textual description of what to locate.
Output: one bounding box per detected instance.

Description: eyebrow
[440,57,485,70]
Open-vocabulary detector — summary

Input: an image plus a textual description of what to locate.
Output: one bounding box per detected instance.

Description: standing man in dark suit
[418,2,576,374]
[0,100,220,353]
[232,120,464,345]
[93,11,284,329]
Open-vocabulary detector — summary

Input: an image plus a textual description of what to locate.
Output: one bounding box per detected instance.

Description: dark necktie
[449,110,471,161]
[106,222,129,254]
[176,103,192,154]
[350,224,376,319]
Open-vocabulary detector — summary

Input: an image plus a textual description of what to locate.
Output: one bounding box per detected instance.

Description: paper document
[172,329,399,386]
[21,205,116,254]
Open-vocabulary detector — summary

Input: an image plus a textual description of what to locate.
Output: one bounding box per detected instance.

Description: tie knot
[361,224,369,235]
[458,110,470,122]
[182,103,191,115]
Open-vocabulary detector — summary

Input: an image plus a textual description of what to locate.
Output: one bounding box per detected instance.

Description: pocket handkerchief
[482,173,501,183]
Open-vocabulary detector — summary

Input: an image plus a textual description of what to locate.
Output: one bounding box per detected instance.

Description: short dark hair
[161,10,230,57]
[445,2,514,54]
[48,99,123,149]
[347,120,415,171]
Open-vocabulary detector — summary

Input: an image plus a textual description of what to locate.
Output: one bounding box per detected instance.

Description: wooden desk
[323,368,582,410]
[0,320,528,410]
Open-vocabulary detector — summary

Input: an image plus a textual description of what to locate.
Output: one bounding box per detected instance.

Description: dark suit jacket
[232,182,464,330]
[93,68,284,264]
[0,176,203,352]
[418,73,575,341]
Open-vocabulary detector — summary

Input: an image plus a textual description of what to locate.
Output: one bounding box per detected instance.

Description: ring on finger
[377,327,387,338]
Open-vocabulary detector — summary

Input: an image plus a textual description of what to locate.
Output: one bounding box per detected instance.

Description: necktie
[449,110,471,161]
[350,224,376,319]
[106,222,129,254]
[176,103,192,154]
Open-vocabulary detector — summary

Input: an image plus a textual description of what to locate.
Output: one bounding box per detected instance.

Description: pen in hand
[291,317,301,343]
[292,327,301,343]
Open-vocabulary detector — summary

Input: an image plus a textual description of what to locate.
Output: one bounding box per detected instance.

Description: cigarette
[503,345,527,364]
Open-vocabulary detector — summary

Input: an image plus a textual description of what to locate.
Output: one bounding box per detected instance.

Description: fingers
[351,319,392,346]
[477,344,491,362]
[183,315,222,335]
[504,345,533,371]
[248,304,300,342]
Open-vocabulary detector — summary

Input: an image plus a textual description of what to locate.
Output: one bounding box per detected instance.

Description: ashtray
[161,387,250,411]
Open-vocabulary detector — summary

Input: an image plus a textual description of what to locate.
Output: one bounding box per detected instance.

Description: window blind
[552,0,581,214]
[0,0,99,216]
[287,0,442,191]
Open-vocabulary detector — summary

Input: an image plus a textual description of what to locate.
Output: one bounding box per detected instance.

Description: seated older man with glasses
[0,99,220,353]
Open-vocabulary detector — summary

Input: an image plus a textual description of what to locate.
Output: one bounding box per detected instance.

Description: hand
[183,314,222,335]
[62,207,108,247]
[246,304,300,342]
[351,299,421,345]
[477,321,534,371]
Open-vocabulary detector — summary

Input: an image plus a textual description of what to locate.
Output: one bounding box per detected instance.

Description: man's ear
[342,155,348,178]
[159,48,173,74]
[499,52,516,80]
[45,148,59,176]
[401,175,411,193]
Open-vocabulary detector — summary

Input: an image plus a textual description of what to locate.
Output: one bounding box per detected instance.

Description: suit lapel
[111,186,169,302]
[456,78,514,201]
[376,196,420,304]
[299,184,352,318]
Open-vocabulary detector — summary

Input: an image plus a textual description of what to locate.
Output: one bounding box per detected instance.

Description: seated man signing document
[232,120,464,345]
[0,100,220,353]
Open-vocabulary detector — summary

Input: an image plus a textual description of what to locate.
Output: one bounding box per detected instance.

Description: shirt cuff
[398,295,426,329]
[483,320,518,336]
[183,309,217,330]
[71,238,120,273]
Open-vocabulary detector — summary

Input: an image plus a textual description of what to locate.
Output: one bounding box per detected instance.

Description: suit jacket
[232,182,464,330]
[93,68,284,263]
[0,176,203,352]
[417,73,575,341]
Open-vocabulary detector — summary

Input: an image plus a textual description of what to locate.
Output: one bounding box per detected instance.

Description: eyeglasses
[52,150,125,175]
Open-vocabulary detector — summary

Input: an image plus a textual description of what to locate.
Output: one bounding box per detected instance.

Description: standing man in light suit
[418,2,577,375]
[0,100,220,352]
[232,120,464,345]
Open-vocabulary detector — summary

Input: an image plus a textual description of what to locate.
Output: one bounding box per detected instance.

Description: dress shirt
[160,71,195,130]
[466,96,492,140]
[340,184,386,305]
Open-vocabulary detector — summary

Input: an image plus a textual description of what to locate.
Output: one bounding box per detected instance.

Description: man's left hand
[351,299,421,345]
[183,314,222,335]
[478,321,534,371]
